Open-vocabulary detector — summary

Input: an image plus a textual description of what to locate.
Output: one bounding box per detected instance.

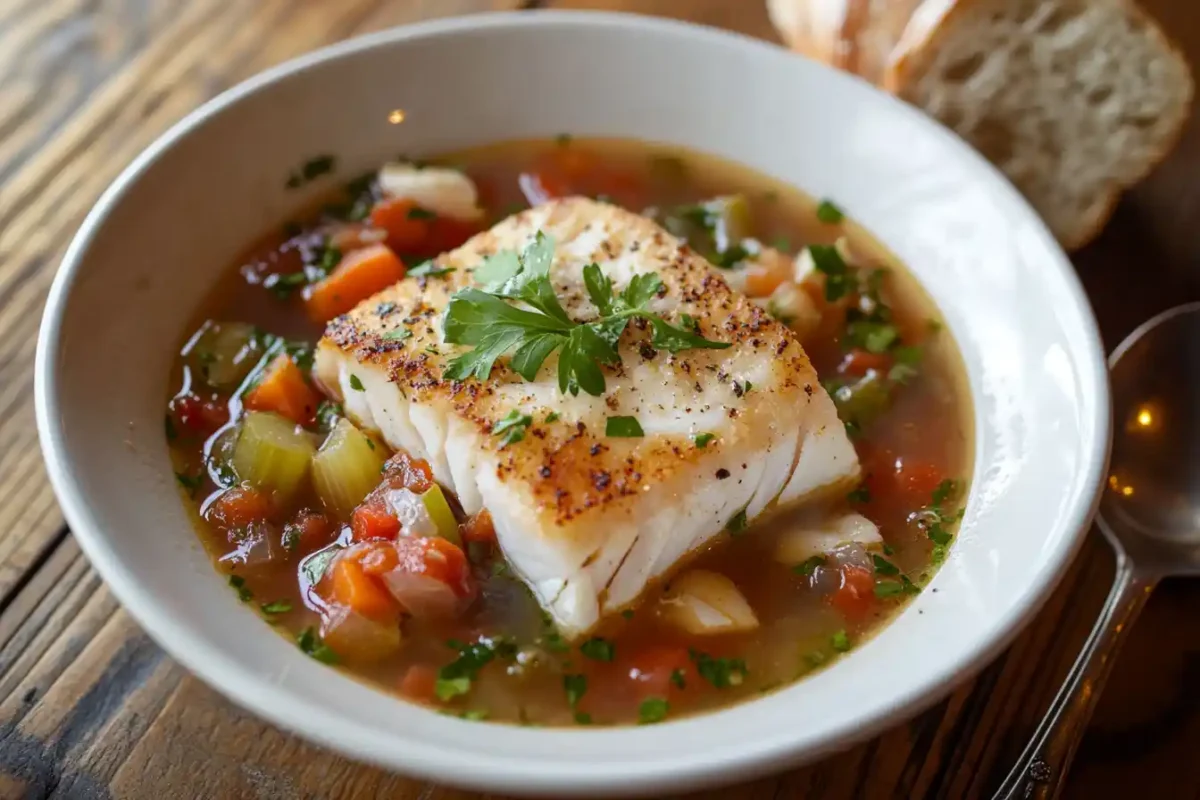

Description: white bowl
[35,10,1109,797]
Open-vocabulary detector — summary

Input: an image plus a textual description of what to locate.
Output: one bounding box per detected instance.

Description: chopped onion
[185,321,262,391]
[321,605,402,663]
[218,521,284,575]
[774,512,883,565]
[312,418,386,519]
[659,569,759,635]
[381,570,461,618]
[382,488,437,538]
[377,162,483,221]
[232,411,314,500]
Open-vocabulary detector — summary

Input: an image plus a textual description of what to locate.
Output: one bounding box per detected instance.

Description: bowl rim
[35,9,1111,796]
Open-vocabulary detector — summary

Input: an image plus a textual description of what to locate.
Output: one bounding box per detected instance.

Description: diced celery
[421,485,461,545]
[705,195,752,254]
[312,418,386,519]
[185,321,262,391]
[232,411,314,500]
[832,373,892,429]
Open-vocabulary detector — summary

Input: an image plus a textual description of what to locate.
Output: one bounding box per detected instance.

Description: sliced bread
[768,0,1194,249]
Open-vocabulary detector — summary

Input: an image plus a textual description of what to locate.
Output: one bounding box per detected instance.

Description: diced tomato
[829,565,876,620]
[351,500,401,542]
[419,216,482,257]
[282,509,336,555]
[839,348,893,376]
[519,170,572,205]
[863,448,944,512]
[204,485,272,532]
[399,664,439,704]
[331,558,402,622]
[370,197,431,253]
[625,645,693,699]
[171,393,230,437]
[460,509,497,545]
[382,451,434,494]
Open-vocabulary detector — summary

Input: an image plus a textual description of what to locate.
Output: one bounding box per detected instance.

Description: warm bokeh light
[1122,485,1134,497]
[388,109,406,124]
[1137,408,1153,427]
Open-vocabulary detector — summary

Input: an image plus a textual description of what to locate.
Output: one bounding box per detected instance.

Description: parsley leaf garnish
[383,328,412,341]
[605,416,644,438]
[872,554,900,576]
[564,674,588,708]
[442,234,728,396]
[260,599,292,615]
[816,199,845,224]
[807,244,853,301]
[228,575,253,602]
[692,432,715,448]
[348,374,365,391]
[407,260,455,278]
[831,630,852,652]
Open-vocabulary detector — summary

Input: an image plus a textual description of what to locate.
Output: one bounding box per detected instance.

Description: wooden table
[1,1,1198,797]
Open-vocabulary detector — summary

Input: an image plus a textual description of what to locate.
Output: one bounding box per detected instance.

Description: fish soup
[166,138,972,726]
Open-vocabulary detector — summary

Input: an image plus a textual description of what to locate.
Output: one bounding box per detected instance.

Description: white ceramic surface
[35,11,1110,797]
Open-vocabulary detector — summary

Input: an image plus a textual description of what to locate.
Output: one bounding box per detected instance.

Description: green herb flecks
[580,637,615,662]
[286,154,336,188]
[442,234,728,396]
[564,673,588,709]
[407,206,437,220]
[638,697,669,725]
[296,626,339,664]
[407,260,455,279]
[726,508,749,535]
[492,410,533,448]
[260,599,292,615]
[436,639,509,701]
[690,650,747,688]
[228,575,253,602]
[816,199,845,224]
[692,432,716,448]
[807,244,854,302]
[793,555,826,577]
[831,630,852,652]
[175,470,204,498]
[383,328,413,342]
[348,374,365,392]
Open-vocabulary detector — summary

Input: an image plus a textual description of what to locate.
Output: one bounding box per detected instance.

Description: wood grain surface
[0,0,1198,798]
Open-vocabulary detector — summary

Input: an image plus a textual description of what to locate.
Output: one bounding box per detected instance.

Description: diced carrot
[419,216,482,257]
[351,500,401,542]
[743,263,790,298]
[893,457,944,499]
[243,354,321,426]
[829,565,876,620]
[369,198,432,254]
[394,537,474,599]
[840,348,893,376]
[331,558,402,622]
[356,541,401,576]
[399,664,439,704]
[304,243,406,323]
[205,485,272,532]
[460,509,497,545]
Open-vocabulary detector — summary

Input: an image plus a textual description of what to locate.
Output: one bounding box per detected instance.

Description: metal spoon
[994,301,1200,800]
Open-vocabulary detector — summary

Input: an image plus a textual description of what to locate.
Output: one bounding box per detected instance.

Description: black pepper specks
[716,468,731,480]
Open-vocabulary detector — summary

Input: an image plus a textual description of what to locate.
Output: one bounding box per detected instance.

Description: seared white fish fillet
[314,198,859,638]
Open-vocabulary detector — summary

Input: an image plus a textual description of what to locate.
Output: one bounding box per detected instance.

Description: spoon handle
[992,558,1155,800]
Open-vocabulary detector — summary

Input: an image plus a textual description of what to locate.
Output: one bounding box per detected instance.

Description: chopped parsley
[348,374,365,391]
[670,669,687,689]
[228,575,253,602]
[816,199,845,224]
[692,432,716,448]
[407,206,437,220]
[564,673,588,708]
[772,235,792,251]
[690,650,747,688]
[680,314,700,333]
[872,554,900,576]
[260,599,292,615]
[606,416,644,438]
[407,260,455,278]
[638,697,669,724]
[296,626,339,664]
[492,410,533,448]
[442,234,727,396]
[726,508,749,535]
[831,630,851,652]
[545,412,560,423]
[793,555,826,577]
[875,576,920,598]
[435,676,471,701]
[847,485,870,503]
[580,637,615,662]
[621,609,634,620]
[436,639,507,700]
[807,244,853,301]
[383,328,413,341]
[913,479,965,547]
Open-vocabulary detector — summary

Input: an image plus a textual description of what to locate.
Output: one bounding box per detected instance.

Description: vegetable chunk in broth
[166,138,972,726]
